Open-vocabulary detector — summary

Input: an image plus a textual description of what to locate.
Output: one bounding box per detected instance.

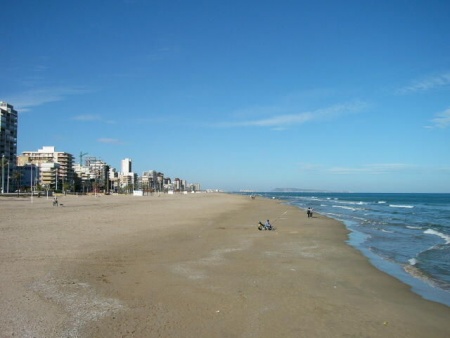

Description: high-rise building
[119,158,135,190]
[121,158,132,174]
[0,102,18,193]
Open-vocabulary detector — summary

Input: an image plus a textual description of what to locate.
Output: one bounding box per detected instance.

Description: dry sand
[1,192,450,337]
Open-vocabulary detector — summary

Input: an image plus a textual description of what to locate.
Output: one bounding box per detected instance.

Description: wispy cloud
[217,101,366,129]
[426,108,450,129]
[5,86,90,112]
[398,72,450,94]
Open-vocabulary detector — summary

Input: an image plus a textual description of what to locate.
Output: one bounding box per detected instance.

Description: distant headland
[271,188,340,193]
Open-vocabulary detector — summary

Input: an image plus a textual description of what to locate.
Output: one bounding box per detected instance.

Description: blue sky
[2,0,450,192]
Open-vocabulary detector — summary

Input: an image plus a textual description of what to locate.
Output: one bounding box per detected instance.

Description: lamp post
[6,160,10,193]
[1,154,4,194]
[30,163,33,203]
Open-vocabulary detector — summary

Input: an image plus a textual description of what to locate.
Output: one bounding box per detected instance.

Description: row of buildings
[0,101,200,194]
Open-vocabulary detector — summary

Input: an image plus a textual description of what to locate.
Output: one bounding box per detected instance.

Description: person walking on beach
[307,207,312,218]
[53,196,58,207]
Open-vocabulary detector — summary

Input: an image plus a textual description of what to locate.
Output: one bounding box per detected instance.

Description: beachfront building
[190,183,201,192]
[121,158,132,175]
[108,167,119,193]
[12,163,40,193]
[0,102,18,193]
[173,178,183,191]
[19,146,74,191]
[119,158,136,192]
[39,162,60,190]
[87,157,110,194]
[73,163,90,193]
[140,170,165,192]
[72,157,111,193]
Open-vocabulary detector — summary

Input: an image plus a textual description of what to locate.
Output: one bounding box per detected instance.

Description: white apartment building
[20,146,74,190]
[121,158,132,174]
[119,158,135,189]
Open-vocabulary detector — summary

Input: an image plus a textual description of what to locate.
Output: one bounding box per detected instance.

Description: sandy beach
[1,193,449,337]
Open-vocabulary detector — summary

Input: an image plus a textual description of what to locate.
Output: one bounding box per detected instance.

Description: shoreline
[345,224,450,308]
[1,193,450,337]
[288,193,450,308]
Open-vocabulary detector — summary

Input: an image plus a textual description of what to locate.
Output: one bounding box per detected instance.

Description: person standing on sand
[307,207,312,218]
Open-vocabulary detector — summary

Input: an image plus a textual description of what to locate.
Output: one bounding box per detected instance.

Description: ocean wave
[389,204,414,209]
[404,264,436,287]
[378,201,387,204]
[332,205,360,211]
[406,226,423,230]
[324,212,346,221]
[334,200,368,206]
[424,229,450,244]
[381,229,394,233]
[404,262,450,294]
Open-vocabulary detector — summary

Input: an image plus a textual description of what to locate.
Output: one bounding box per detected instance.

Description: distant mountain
[271,188,331,193]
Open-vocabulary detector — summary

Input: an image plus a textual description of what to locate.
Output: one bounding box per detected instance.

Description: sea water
[241,192,450,307]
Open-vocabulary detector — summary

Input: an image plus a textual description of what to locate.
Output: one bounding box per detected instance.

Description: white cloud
[398,72,450,94]
[428,108,450,129]
[5,86,89,112]
[219,101,366,129]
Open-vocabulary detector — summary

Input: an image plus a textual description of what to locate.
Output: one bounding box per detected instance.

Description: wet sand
[1,193,449,337]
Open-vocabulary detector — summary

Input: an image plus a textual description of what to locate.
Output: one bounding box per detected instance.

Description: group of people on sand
[257,207,314,231]
[258,220,274,231]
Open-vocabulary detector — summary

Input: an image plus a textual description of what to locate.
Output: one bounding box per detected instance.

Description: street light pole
[1,154,4,194]
[30,163,33,203]
[7,161,10,193]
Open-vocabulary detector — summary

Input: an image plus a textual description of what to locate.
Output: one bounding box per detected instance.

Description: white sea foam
[403,264,437,287]
[381,229,394,233]
[378,201,386,204]
[424,229,450,244]
[332,205,358,211]
[335,200,367,206]
[406,226,423,230]
[408,258,417,265]
[389,204,414,209]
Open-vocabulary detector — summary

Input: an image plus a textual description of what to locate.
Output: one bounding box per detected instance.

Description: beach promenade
[1,193,449,337]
